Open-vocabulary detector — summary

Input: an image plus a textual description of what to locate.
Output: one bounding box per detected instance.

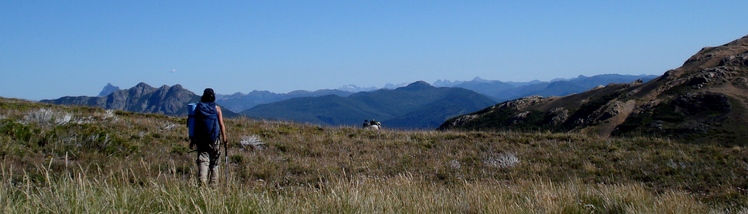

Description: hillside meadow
[1,98,747,213]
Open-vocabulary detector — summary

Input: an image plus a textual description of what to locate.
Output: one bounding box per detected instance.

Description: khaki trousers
[196,139,221,186]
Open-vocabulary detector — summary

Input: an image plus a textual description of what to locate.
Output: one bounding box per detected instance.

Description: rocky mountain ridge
[440,34,748,144]
[42,82,200,116]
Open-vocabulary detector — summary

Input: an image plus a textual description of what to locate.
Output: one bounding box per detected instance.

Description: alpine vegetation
[22,108,72,126]
[483,151,520,169]
[0,97,746,213]
[240,134,265,149]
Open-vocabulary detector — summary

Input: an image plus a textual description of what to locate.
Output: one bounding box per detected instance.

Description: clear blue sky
[1,1,746,100]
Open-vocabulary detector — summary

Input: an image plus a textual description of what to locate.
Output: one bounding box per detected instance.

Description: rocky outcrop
[440,35,748,144]
[442,96,550,128]
[42,83,200,116]
[98,83,120,97]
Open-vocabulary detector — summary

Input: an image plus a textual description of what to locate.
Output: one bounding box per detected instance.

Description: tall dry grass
[0,97,747,213]
[0,162,716,213]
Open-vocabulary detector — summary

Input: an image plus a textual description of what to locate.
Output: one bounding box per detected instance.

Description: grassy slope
[0,98,746,213]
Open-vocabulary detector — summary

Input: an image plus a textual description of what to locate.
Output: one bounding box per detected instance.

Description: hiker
[192,88,228,186]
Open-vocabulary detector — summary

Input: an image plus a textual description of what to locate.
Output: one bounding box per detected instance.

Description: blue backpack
[193,102,221,144]
[187,103,197,139]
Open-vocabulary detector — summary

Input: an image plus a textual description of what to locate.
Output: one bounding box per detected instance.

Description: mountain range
[40,63,657,130]
[241,81,496,129]
[41,83,201,116]
[40,74,656,130]
[435,75,658,101]
[32,34,748,142]
[440,34,748,145]
[173,74,655,113]
[39,81,496,129]
[216,89,354,112]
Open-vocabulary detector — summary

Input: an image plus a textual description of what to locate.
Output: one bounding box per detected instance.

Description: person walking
[192,88,228,187]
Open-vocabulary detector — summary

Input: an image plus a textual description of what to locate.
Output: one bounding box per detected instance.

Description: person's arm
[216,106,227,144]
